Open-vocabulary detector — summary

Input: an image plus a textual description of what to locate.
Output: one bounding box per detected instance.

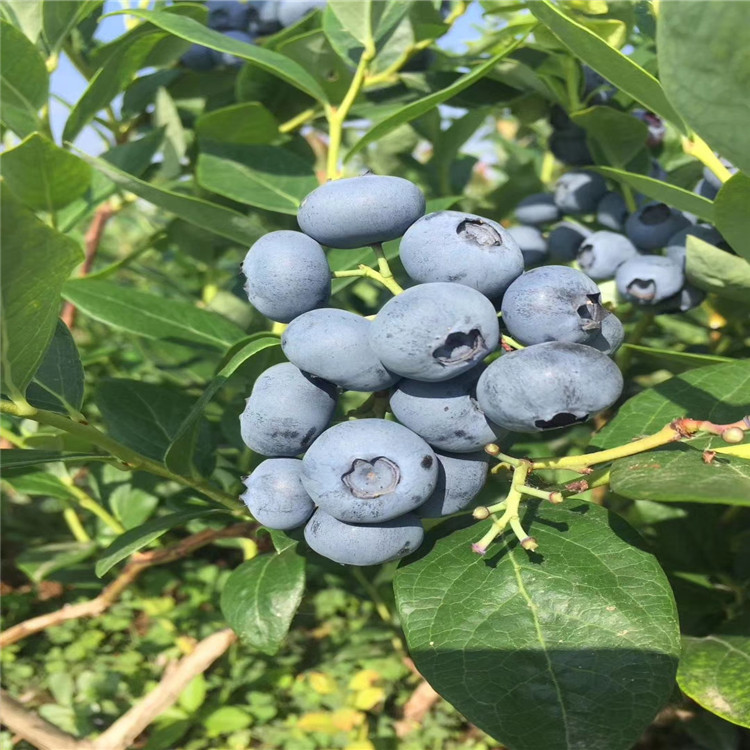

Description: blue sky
[50,1,487,155]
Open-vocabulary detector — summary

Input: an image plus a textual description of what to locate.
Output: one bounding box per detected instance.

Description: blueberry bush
[1,2,750,749]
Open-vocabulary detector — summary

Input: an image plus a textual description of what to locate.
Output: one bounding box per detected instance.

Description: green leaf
[164,334,280,477]
[196,145,317,215]
[686,236,750,302]
[714,172,750,263]
[345,28,526,162]
[108,484,159,530]
[203,707,252,737]
[153,87,186,180]
[108,8,327,103]
[95,378,215,473]
[657,2,750,174]
[327,0,374,48]
[63,32,162,143]
[1,133,91,212]
[195,103,279,146]
[394,502,680,750]
[74,150,263,245]
[2,1,43,44]
[5,472,78,501]
[594,166,714,223]
[0,450,108,471]
[528,1,685,131]
[42,0,101,53]
[0,187,83,394]
[62,280,245,349]
[17,542,97,582]
[178,675,207,713]
[678,614,750,729]
[611,448,750,506]
[26,319,84,414]
[0,20,49,137]
[95,509,220,577]
[593,360,750,450]
[220,549,306,654]
[620,344,733,372]
[571,106,647,168]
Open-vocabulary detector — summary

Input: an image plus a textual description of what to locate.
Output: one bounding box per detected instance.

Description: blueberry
[694,178,719,201]
[577,231,639,281]
[596,192,629,232]
[501,266,621,354]
[703,159,737,191]
[242,230,330,323]
[476,342,623,433]
[664,224,724,269]
[240,458,314,530]
[507,225,547,267]
[370,282,500,382]
[399,211,523,299]
[298,174,425,249]
[207,1,253,30]
[652,284,706,314]
[181,44,221,71]
[649,160,669,182]
[615,255,685,305]
[389,366,509,453]
[547,221,592,261]
[632,109,666,148]
[300,419,438,523]
[277,0,326,27]
[416,451,489,518]
[304,509,424,566]
[625,202,691,251]
[514,193,561,226]
[281,309,398,392]
[251,2,283,35]
[218,30,256,66]
[582,65,617,105]
[554,172,608,215]
[240,363,337,457]
[549,129,594,167]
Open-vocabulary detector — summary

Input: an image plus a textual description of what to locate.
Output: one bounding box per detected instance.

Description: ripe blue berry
[416,451,489,518]
[389,366,509,453]
[370,282,500,382]
[277,0,326,26]
[507,225,547,267]
[399,211,523,299]
[301,419,438,524]
[577,231,639,281]
[596,192,628,232]
[615,255,685,305]
[181,44,221,71]
[652,284,706,314]
[694,178,719,201]
[218,30,256,66]
[240,459,314,530]
[281,309,397,392]
[664,225,724,269]
[240,363,337,457]
[624,202,691,251]
[501,266,622,353]
[207,1,253,30]
[298,174,425,249]
[476,342,623,433]
[514,193,561,226]
[242,230,330,323]
[547,221,592,261]
[304,509,424,566]
[554,172,608,215]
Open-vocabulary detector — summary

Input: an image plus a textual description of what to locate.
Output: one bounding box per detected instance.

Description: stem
[63,507,91,543]
[0,401,243,512]
[279,107,318,134]
[0,426,27,447]
[531,416,749,472]
[326,44,376,180]
[500,334,525,351]
[352,567,393,625]
[334,264,404,295]
[63,480,125,534]
[622,184,638,213]
[682,134,733,183]
[616,312,654,371]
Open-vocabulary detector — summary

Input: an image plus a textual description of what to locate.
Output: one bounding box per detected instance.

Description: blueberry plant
[1,2,750,749]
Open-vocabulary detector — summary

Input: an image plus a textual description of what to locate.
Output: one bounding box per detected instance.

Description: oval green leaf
[714,172,750,263]
[394,502,680,750]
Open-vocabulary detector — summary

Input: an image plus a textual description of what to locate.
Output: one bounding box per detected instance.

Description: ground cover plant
[1,1,750,748]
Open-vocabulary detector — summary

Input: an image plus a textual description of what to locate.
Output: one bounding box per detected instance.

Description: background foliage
[1,1,749,749]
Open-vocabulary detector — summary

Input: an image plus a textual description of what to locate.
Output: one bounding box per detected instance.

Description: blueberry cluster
[238,173,628,566]
[181,0,325,71]
[509,166,729,313]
